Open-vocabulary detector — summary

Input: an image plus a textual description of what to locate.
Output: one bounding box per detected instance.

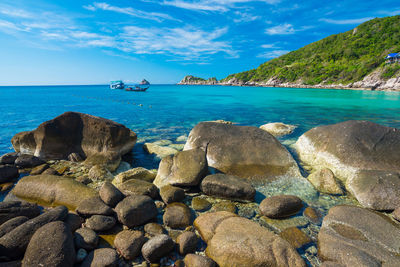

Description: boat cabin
[385,53,400,64]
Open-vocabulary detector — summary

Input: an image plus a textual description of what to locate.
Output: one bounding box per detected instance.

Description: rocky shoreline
[1,112,400,266]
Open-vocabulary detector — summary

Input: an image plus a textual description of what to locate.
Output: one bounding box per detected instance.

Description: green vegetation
[222,16,400,85]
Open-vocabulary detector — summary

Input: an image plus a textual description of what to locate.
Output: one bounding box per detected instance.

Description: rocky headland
[0,112,400,266]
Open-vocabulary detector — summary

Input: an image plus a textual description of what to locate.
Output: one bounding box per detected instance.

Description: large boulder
[11,175,96,210]
[153,148,208,188]
[295,120,400,182]
[318,205,400,266]
[114,230,146,260]
[184,122,301,184]
[0,201,40,225]
[11,111,137,160]
[22,221,75,267]
[194,212,305,267]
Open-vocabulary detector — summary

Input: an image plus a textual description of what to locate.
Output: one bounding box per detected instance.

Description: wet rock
[83,152,121,172]
[11,174,96,210]
[0,216,28,238]
[160,185,185,204]
[76,196,114,217]
[0,165,19,183]
[211,200,237,213]
[0,201,40,225]
[115,195,157,227]
[260,216,309,232]
[29,163,49,175]
[184,254,217,267]
[279,227,312,249]
[143,142,178,158]
[0,152,18,165]
[194,212,306,267]
[201,174,255,201]
[99,182,124,207]
[177,232,198,255]
[81,248,119,267]
[307,168,343,195]
[113,167,156,185]
[22,221,75,267]
[85,215,116,232]
[118,179,159,199]
[318,205,400,266]
[184,122,301,184]
[296,120,400,182]
[163,203,192,229]
[259,122,296,136]
[11,112,137,161]
[14,154,45,168]
[0,205,68,260]
[347,170,400,210]
[191,197,211,211]
[88,165,113,182]
[303,207,322,224]
[114,230,146,260]
[153,148,208,188]
[76,248,88,263]
[74,228,99,250]
[144,223,166,236]
[259,195,303,218]
[141,234,174,263]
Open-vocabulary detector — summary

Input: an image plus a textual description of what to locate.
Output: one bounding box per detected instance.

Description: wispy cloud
[0,6,34,18]
[84,2,179,22]
[233,11,260,23]
[0,19,24,33]
[319,17,374,25]
[265,23,312,35]
[257,49,289,58]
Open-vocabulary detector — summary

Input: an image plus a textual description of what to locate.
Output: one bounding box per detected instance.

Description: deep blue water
[1,84,400,159]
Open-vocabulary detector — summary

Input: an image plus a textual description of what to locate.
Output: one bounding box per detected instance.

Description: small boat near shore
[125,79,150,92]
[110,80,125,89]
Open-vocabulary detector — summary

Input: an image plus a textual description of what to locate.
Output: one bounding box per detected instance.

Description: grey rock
[85,215,116,232]
[0,201,40,225]
[118,179,159,199]
[160,185,185,204]
[81,248,119,267]
[0,216,28,238]
[114,230,146,260]
[184,254,217,267]
[99,182,124,207]
[76,196,114,217]
[65,213,83,232]
[163,203,192,229]
[14,154,45,168]
[74,228,99,250]
[0,165,19,183]
[141,234,174,263]
[176,232,198,255]
[259,195,303,218]
[115,195,157,228]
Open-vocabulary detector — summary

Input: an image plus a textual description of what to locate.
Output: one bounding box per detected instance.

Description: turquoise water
[1,84,400,160]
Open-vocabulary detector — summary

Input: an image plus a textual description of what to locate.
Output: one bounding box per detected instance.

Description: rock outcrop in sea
[178,75,219,85]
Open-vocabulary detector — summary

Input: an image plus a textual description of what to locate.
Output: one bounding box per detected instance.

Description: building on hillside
[385,53,400,64]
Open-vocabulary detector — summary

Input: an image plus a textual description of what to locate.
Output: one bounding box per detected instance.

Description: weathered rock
[113,167,156,185]
[74,228,99,250]
[144,223,166,236]
[11,112,137,161]
[118,179,159,199]
[392,207,400,222]
[42,167,59,175]
[114,230,146,260]
[14,154,45,168]
[184,122,301,183]
[153,148,208,188]
[211,200,237,213]
[259,195,303,218]
[85,215,116,232]
[260,216,309,232]
[11,175,96,210]
[88,165,113,182]
[68,152,83,162]
[347,170,400,210]
[115,195,157,227]
[200,173,255,201]
[83,152,122,172]
[308,168,343,195]
[296,120,400,182]
[99,182,124,207]
[0,205,68,260]
[177,232,198,255]
[76,196,114,217]
[81,248,119,267]
[163,203,192,229]
[184,254,217,267]
[29,163,49,175]
[0,216,28,238]
[160,185,185,204]
[22,221,75,267]
[259,122,296,136]
[143,142,178,158]
[194,212,306,267]
[0,153,18,165]
[65,213,84,232]
[191,197,211,211]
[0,165,19,183]
[141,234,174,263]
[318,205,400,266]
[279,227,312,249]
[0,201,40,225]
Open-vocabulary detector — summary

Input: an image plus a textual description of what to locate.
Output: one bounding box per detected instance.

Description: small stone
[81,248,119,267]
[29,164,49,175]
[114,230,146,260]
[392,208,400,222]
[259,195,303,218]
[308,168,343,195]
[160,185,185,204]
[176,232,198,255]
[163,203,192,229]
[141,234,174,263]
[76,196,114,217]
[76,248,88,263]
[74,228,99,250]
[260,216,309,232]
[212,200,237,213]
[237,206,255,219]
[303,207,322,224]
[279,227,312,249]
[184,254,217,267]
[191,197,211,211]
[65,212,84,232]
[259,122,296,136]
[115,195,158,228]
[144,223,166,236]
[99,181,124,207]
[86,215,116,232]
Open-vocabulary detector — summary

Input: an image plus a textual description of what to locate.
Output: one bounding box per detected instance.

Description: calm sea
[1,84,400,165]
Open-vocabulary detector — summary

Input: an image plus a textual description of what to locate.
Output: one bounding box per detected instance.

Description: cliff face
[178,75,219,85]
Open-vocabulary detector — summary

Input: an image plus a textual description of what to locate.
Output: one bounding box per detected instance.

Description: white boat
[110,80,125,89]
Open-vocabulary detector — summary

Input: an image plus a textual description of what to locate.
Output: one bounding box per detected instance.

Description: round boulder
[99,182,124,207]
[118,179,159,199]
[176,232,199,255]
[81,248,119,267]
[307,168,343,195]
[76,196,114,217]
[74,228,99,250]
[160,185,185,204]
[85,215,116,232]
[259,122,296,136]
[259,195,303,218]
[114,230,146,260]
[141,234,174,263]
[184,254,217,267]
[115,195,157,228]
[163,203,192,229]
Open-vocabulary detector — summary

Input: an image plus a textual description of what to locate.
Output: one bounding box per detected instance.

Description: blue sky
[0,0,399,85]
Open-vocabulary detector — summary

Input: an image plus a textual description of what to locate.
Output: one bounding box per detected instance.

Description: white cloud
[319,17,373,25]
[233,11,260,23]
[265,23,312,35]
[257,49,289,58]
[261,44,276,48]
[0,6,33,18]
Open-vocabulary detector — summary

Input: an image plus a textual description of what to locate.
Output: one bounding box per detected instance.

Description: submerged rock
[184,122,301,184]
[259,195,303,218]
[279,227,312,249]
[143,142,178,158]
[11,111,137,161]
[259,122,296,136]
[307,168,343,195]
[113,167,156,185]
[318,205,400,266]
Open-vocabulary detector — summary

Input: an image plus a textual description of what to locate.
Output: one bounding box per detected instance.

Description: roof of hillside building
[386,53,400,58]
